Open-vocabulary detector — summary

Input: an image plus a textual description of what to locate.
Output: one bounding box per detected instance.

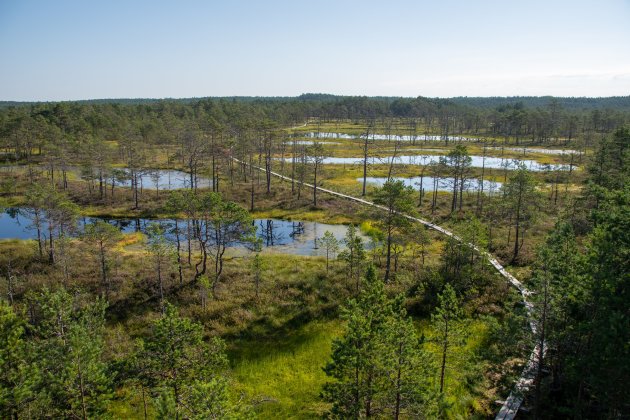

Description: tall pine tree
[322,266,431,418]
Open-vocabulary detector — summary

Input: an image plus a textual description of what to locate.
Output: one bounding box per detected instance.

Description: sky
[1,0,629,101]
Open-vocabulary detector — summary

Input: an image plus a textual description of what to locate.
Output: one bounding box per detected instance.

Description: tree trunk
[440,319,449,393]
[384,226,393,282]
[48,224,55,264]
[362,137,369,196]
[141,386,148,420]
[512,195,522,263]
[313,162,318,206]
[394,341,403,419]
[100,241,108,299]
[78,358,88,420]
[157,256,164,310]
[36,222,43,259]
[534,277,548,419]
[477,146,486,214]
[174,219,183,285]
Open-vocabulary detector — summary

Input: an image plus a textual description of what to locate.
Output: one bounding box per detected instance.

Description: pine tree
[82,220,123,299]
[529,222,582,414]
[322,266,431,418]
[307,142,326,206]
[431,283,463,395]
[323,265,392,418]
[136,304,234,418]
[250,238,265,299]
[385,295,433,419]
[373,180,416,282]
[317,230,340,274]
[502,165,538,263]
[446,145,472,212]
[31,288,112,419]
[578,186,630,415]
[339,224,366,292]
[0,301,38,419]
[146,223,175,310]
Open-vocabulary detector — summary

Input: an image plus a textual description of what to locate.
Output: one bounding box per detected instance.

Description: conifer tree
[502,165,538,263]
[146,223,175,310]
[431,283,463,395]
[136,304,235,418]
[0,301,38,418]
[31,288,111,419]
[82,220,123,299]
[385,295,434,419]
[323,266,431,418]
[317,230,340,274]
[323,266,392,418]
[339,224,366,292]
[373,180,416,282]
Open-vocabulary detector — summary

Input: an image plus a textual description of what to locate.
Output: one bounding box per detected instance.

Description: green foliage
[431,283,465,396]
[527,129,630,416]
[445,145,473,212]
[501,165,539,263]
[146,223,176,307]
[167,190,255,289]
[577,186,630,414]
[373,179,416,282]
[22,184,79,262]
[441,214,489,294]
[339,224,366,292]
[82,219,123,298]
[82,220,123,248]
[154,387,177,420]
[136,304,238,418]
[185,379,232,419]
[0,301,38,418]
[317,230,340,274]
[322,266,432,418]
[28,288,112,419]
[587,126,629,192]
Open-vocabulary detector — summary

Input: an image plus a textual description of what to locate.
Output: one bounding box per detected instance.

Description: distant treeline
[1,95,629,155]
[3,93,630,110]
[448,95,630,110]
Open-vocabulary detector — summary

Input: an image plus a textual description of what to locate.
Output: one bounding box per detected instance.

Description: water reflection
[89,168,213,190]
[305,132,473,142]
[280,155,574,171]
[0,166,213,190]
[0,210,364,256]
[360,176,503,194]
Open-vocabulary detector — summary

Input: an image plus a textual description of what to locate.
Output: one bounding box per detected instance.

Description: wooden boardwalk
[233,158,539,419]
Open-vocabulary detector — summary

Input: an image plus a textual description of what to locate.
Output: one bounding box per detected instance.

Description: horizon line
[2,93,630,104]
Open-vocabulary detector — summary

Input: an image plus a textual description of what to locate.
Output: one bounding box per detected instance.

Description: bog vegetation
[0,95,628,419]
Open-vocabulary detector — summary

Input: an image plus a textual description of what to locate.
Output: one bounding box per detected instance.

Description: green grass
[109,386,154,420]
[422,318,494,419]
[229,315,496,419]
[229,319,343,419]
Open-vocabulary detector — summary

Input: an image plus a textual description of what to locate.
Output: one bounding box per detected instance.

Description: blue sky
[1,0,629,100]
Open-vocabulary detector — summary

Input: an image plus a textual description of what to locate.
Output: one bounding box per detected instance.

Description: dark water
[0,209,364,256]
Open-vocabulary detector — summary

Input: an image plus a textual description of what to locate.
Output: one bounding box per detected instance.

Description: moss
[229,319,343,419]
